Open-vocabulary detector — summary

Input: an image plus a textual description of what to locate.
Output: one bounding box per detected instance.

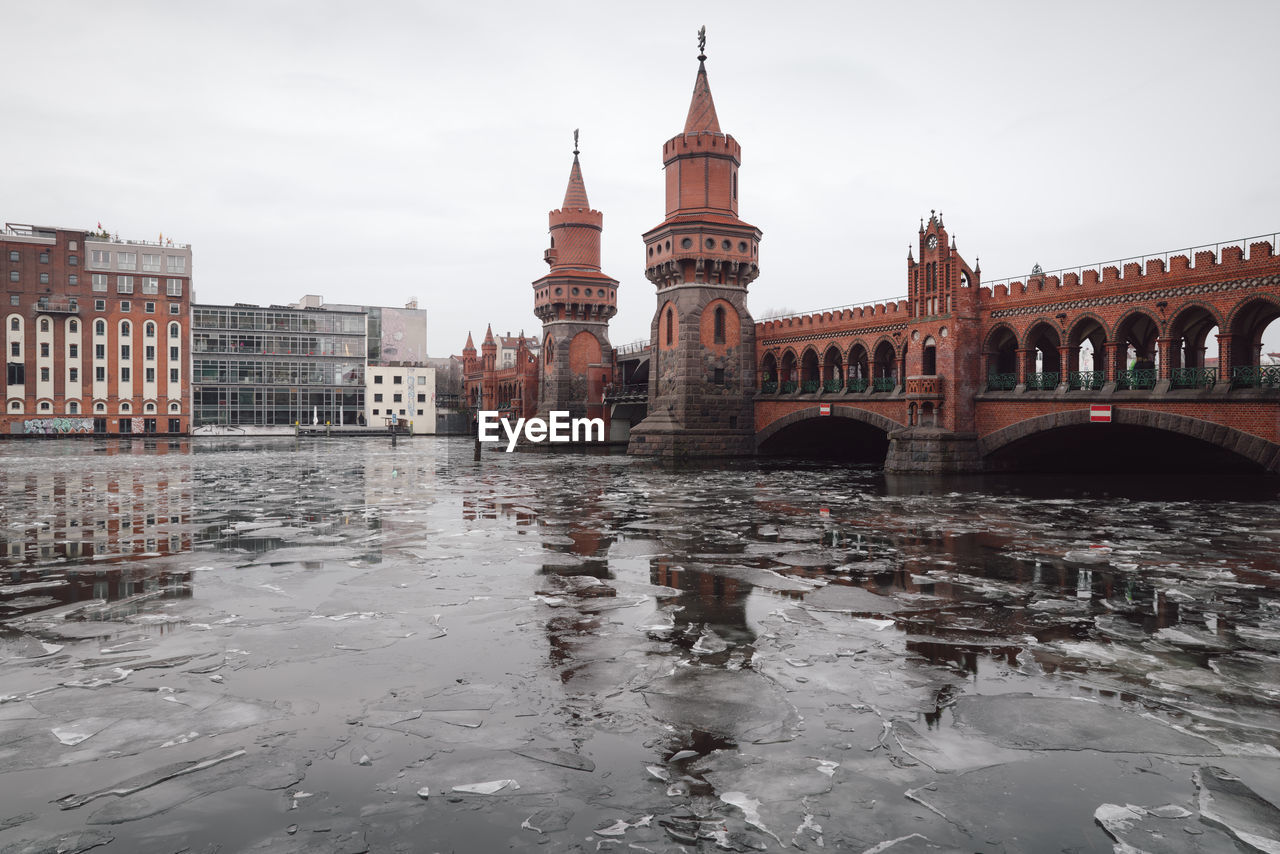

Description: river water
[1,437,1278,853]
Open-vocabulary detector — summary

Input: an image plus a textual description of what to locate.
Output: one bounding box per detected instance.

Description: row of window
[6,399,182,415]
[87,250,186,273]
[371,374,430,384]
[11,316,181,338]
[6,364,180,384]
[192,308,364,335]
[85,274,184,296]
[371,409,427,417]
[8,294,184,314]
[371,393,429,403]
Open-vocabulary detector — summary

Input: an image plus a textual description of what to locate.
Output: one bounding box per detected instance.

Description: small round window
[705,238,715,249]
[738,241,748,252]
[665,240,671,251]
[571,288,579,295]
[555,288,562,295]
[721,240,731,250]
[681,238,692,249]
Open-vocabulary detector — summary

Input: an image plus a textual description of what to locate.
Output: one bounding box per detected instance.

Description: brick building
[3,223,192,436]
[461,325,538,419]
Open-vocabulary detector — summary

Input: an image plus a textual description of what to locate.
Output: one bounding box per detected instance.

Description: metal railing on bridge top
[981,230,1280,291]
[613,339,651,356]
[604,382,649,402]
[756,296,905,324]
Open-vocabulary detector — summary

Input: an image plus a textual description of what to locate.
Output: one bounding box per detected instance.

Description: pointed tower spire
[463,332,475,353]
[684,26,721,134]
[482,324,495,346]
[562,129,590,209]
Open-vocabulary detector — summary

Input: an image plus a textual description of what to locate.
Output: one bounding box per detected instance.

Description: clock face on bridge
[927,235,938,249]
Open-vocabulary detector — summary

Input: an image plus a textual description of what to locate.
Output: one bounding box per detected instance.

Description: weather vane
[573,128,579,155]
[697,25,706,59]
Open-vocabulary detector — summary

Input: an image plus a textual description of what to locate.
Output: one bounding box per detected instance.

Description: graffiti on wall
[24,417,95,435]
[132,418,144,434]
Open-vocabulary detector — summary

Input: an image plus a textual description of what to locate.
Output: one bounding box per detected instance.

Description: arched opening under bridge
[757,407,894,464]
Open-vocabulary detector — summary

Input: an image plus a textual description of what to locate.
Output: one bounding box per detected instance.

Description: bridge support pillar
[884,428,982,474]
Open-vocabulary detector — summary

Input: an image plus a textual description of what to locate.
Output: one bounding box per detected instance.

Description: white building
[366,362,435,434]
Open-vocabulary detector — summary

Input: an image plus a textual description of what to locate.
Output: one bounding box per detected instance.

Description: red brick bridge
[752,216,1280,473]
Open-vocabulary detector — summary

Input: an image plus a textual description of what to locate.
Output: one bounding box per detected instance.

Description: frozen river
[1,437,1279,853]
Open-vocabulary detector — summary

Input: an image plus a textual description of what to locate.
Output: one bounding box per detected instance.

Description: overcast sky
[6,1,1279,356]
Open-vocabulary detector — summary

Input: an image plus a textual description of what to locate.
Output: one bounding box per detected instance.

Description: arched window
[713,306,725,344]
[120,402,132,413]
[169,401,180,413]
[95,319,105,335]
[40,318,49,332]
[8,401,20,411]
[144,402,156,413]
[68,401,79,414]
[39,401,50,412]
[666,308,674,346]
[121,321,131,337]
[145,322,155,338]
[95,401,106,413]
[69,319,79,333]
[169,323,179,339]
[9,318,17,331]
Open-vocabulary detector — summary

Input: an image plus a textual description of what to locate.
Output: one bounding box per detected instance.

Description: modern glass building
[191,303,366,426]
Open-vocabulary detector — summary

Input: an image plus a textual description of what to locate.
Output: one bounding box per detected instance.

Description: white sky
[5,1,1279,356]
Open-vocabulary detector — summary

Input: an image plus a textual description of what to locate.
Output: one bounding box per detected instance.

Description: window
[393,393,402,402]
[373,393,383,402]
[121,321,131,337]
[7,250,16,262]
[95,343,105,359]
[95,366,105,382]
[145,368,155,382]
[169,402,179,413]
[169,303,181,315]
[69,368,78,382]
[117,252,136,270]
[9,342,18,357]
[713,368,725,384]
[393,376,402,384]
[95,299,105,311]
[7,271,17,282]
[39,273,49,284]
[39,401,50,411]
[169,368,179,382]
[120,301,131,312]
[121,345,131,359]
[145,345,155,360]
[40,367,50,382]
[69,344,79,358]
[417,393,425,402]
[372,409,379,416]
[40,343,50,357]
[145,302,155,313]
[121,367,131,381]
[418,376,427,383]
[373,375,383,384]
[714,307,725,344]
[91,249,110,266]
[142,277,158,295]
[68,401,79,414]
[168,418,181,433]
[8,295,16,305]
[166,278,182,296]
[95,320,105,336]
[39,252,49,264]
[69,241,77,251]
[95,401,105,412]
[142,254,161,272]
[8,400,19,411]
[166,256,186,273]
[117,276,133,293]
[8,318,16,331]
[69,319,78,333]
[6,363,23,384]
[169,346,178,360]
[92,274,108,292]
[665,308,674,345]
[69,274,79,286]
[145,322,155,338]
[120,402,131,413]
[169,323,179,339]
[69,255,79,266]
[40,318,49,332]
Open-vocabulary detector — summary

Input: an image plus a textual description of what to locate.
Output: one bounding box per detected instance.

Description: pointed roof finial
[684,27,720,133]
[573,128,579,156]
[562,137,590,209]
[464,332,475,352]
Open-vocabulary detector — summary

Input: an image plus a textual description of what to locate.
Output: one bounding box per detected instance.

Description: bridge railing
[756,296,906,324]
[604,382,649,402]
[1231,365,1280,389]
[1171,367,1218,389]
[981,230,1280,292]
[1066,371,1105,391]
[614,339,651,356]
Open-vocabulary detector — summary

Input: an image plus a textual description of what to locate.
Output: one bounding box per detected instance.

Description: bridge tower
[628,31,762,458]
[883,212,985,472]
[532,135,618,423]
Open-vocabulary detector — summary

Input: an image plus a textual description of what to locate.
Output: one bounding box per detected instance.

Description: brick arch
[983,322,1018,351]
[1223,293,1280,335]
[1021,317,1065,349]
[1110,306,1165,340]
[755,405,904,448]
[1065,312,1110,346]
[978,408,1280,472]
[1168,300,1225,335]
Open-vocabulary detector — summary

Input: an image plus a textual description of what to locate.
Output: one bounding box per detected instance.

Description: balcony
[905,376,943,397]
[34,300,80,315]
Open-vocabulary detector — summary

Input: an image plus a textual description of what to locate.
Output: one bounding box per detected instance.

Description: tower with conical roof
[532,133,618,422]
[628,29,762,457]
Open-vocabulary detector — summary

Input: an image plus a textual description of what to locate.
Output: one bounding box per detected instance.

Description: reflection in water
[0,440,1277,853]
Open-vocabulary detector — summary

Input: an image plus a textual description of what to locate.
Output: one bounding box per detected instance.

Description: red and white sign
[819,403,831,416]
[1090,404,1112,423]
